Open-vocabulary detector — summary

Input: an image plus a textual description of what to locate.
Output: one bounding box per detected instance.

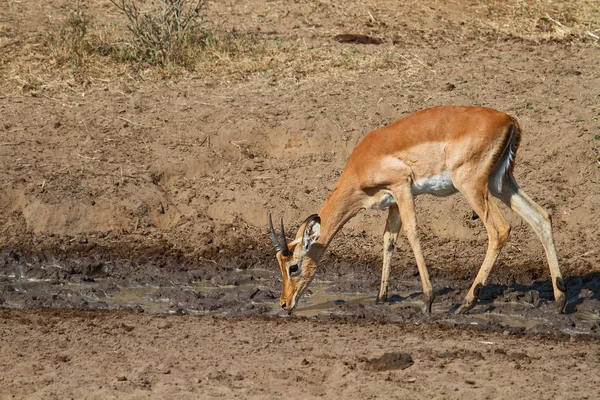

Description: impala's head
[269,213,321,314]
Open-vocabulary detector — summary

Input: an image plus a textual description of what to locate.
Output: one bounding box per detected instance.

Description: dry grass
[479,0,600,41]
[0,0,598,96]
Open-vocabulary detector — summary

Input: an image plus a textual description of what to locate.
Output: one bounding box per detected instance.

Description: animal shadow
[476,272,600,314]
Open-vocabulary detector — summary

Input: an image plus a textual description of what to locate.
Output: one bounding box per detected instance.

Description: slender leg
[378,204,402,303]
[493,175,567,313]
[456,184,511,314]
[393,184,434,314]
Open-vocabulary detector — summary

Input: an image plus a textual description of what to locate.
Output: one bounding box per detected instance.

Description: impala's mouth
[281,296,298,314]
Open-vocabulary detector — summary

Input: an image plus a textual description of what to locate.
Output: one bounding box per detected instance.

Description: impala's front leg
[378,204,402,303]
[393,184,435,314]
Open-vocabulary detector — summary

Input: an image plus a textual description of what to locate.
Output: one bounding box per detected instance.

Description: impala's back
[346,106,519,198]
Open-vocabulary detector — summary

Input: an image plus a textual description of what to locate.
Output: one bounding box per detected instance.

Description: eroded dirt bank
[1,0,599,275]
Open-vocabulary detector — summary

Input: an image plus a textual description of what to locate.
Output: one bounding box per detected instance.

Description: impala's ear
[302,214,321,252]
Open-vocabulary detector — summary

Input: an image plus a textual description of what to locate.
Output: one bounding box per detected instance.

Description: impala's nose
[281,301,287,309]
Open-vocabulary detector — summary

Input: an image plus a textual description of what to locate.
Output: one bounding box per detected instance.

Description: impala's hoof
[555,292,567,314]
[472,283,483,299]
[456,299,477,314]
[422,291,435,314]
[456,303,475,315]
[456,283,483,314]
[554,277,567,313]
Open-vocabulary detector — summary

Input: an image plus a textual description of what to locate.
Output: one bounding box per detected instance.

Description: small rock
[365,352,413,372]
[159,322,173,329]
[116,376,127,382]
[334,34,383,44]
[132,305,144,313]
[55,355,70,363]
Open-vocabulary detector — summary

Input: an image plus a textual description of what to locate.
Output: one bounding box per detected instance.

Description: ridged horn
[279,217,291,256]
[268,213,282,254]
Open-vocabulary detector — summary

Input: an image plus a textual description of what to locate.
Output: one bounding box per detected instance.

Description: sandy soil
[1,309,600,400]
[1,0,600,397]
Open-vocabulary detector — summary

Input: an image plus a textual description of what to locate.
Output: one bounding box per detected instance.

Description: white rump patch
[490,130,518,194]
[411,170,457,197]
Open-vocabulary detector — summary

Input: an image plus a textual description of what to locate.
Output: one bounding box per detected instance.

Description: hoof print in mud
[364,352,414,372]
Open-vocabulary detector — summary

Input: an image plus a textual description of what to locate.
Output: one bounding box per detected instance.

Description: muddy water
[294,282,600,335]
[48,278,597,337]
[1,257,600,337]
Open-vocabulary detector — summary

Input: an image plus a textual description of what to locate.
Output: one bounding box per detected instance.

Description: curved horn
[268,213,282,254]
[280,217,291,256]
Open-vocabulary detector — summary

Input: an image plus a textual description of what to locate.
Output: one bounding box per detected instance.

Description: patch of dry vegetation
[479,0,600,41]
[107,0,206,67]
[0,0,598,96]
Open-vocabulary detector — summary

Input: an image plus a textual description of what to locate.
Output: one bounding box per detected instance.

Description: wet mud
[1,249,599,338]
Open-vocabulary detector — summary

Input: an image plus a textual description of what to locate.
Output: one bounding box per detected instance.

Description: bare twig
[230,140,247,150]
[331,118,347,133]
[0,142,24,146]
[77,153,100,161]
[0,40,21,51]
[587,31,600,40]
[117,116,157,128]
[367,11,377,23]
[544,13,565,28]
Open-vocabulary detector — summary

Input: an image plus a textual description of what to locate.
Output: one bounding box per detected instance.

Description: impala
[269,106,566,315]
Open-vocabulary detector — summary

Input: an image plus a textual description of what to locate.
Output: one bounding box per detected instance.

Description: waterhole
[1,268,599,336]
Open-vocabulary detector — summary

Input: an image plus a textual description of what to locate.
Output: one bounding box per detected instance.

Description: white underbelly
[368,171,457,210]
[411,170,457,197]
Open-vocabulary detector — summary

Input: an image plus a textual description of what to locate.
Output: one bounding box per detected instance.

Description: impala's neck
[313,180,363,257]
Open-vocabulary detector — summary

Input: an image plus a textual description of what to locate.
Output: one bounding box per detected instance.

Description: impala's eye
[288,264,299,275]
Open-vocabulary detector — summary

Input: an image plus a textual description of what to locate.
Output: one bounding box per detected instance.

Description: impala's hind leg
[455,181,511,314]
[378,205,402,303]
[492,175,566,313]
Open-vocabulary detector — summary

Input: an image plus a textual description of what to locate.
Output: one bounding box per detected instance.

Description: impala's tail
[490,117,521,194]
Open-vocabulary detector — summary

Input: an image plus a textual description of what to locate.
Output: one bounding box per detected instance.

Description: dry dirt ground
[1,309,600,400]
[1,0,600,398]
